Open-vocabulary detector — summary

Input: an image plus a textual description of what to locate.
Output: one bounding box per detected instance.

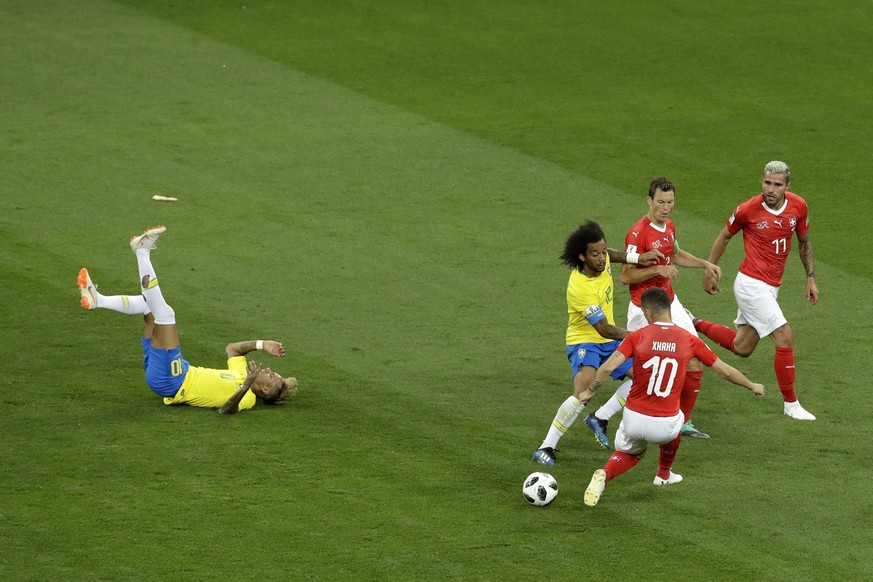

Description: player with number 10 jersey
[617,323,717,417]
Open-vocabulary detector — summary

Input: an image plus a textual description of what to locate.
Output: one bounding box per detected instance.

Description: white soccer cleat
[584,469,607,507]
[784,402,816,421]
[129,225,167,252]
[653,471,683,486]
[77,267,97,310]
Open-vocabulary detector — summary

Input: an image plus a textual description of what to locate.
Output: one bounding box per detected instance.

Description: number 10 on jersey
[642,356,679,397]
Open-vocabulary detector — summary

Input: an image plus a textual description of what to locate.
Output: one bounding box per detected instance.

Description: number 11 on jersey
[772,237,788,254]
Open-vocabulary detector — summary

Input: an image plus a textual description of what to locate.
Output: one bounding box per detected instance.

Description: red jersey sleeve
[794,195,810,237]
[691,336,718,367]
[617,332,637,360]
[726,202,747,235]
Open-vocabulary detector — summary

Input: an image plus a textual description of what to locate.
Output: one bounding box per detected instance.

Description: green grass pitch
[2,1,872,579]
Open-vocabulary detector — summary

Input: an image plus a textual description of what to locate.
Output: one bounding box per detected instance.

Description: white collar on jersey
[759,197,788,216]
[653,321,675,326]
[647,217,668,232]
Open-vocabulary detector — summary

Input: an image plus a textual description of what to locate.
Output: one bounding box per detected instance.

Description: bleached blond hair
[262,376,298,405]
[763,160,790,182]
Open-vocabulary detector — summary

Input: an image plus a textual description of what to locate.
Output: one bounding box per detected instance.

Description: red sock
[695,320,737,352]
[680,370,703,422]
[603,451,641,481]
[656,435,682,480]
[775,346,797,403]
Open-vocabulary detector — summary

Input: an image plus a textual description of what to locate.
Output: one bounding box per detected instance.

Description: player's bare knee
[771,325,794,348]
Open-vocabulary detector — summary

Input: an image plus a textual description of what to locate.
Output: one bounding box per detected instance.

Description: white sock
[95,293,149,315]
[595,379,632,421]
[135,248,157,285]
[135,249,175,324]
[540,396,585,450]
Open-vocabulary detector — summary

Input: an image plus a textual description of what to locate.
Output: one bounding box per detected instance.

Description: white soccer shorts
[732,271,788,338]
[626,294,698,336]
[614,407,684,455]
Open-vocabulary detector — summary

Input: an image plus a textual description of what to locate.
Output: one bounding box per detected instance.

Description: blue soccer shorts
[141,338,190,398]
[566,340,632,380]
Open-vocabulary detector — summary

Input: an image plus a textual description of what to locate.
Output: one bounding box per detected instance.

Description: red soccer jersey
[617,322,718,417]
[625,216,676,306]
[726,192,810,287]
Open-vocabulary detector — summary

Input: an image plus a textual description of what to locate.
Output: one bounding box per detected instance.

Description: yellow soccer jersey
[565,257,617,345]
[163,355,257,411]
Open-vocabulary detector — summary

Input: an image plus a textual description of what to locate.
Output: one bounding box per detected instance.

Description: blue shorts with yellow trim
[141,338,190,398]
[566,341,632,380]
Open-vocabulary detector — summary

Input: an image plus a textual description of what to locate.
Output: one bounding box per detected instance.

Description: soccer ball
[522,472,558,506]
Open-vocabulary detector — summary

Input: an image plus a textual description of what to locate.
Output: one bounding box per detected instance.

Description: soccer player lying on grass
[581,287,764,507]
[77,226,297,415]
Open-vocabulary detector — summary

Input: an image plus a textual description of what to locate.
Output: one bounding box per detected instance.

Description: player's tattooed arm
[592,318,628,341]
[218,360,260,415]
[798,233,818,304]
[226,340,286,358]
[798,233,815,276]
[578,351,627,405]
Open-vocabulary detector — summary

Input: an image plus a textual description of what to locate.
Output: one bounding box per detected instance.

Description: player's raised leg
[130,226,179,350]
[78,267,149,315]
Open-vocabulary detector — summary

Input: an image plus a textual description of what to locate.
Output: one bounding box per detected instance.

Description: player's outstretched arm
[619,262,679,285]
[703,227,734,295]
[673,249,721,282]
[578,351,627,406]
[226,340,286,358]
[707,227,734,265]
[607,247,664,266]
[710,358,765,397]
[219,360,261,415]
[592,318,628,342]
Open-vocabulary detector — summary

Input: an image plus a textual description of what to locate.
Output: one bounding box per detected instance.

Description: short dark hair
[560,221,606,270]
[641,287,671,312]
[648,176,675,199]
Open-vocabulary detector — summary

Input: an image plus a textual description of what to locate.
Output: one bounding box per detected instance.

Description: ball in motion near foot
[522,472,558,506]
